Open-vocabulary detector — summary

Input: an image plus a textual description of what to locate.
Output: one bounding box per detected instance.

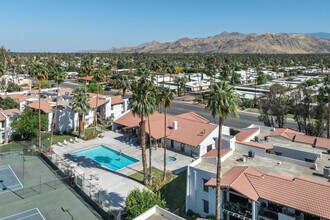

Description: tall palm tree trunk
[140,116,147,185]
[38,83,42,149]
[79,114,84,138]
[49,85,60,149]
[148,115,153,184]
[93,92,99,136]
[163,107,167,180]
[216,116,223,220]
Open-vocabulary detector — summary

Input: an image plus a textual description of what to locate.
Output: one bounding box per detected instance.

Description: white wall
[186,163,216,217]
[198,126,219,157]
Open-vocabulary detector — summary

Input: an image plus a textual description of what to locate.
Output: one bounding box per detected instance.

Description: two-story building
[186,125,330,220]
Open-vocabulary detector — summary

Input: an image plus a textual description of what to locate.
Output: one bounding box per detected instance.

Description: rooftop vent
[324,166,330,179]
[172,121,178,130]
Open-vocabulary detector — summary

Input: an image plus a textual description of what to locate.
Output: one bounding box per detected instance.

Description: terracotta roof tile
[175,112,210,123]
[236,141,273,150]
[79,76,93,81]
[247,173,330,219]
[205,178,216,187]
[202,148,232,158]
[314,137,330,149]
[220,166,330,219]
[89,97,109,109]
[27,100,55,113]
[1,108,21,116]
[269,128,304,140]
[115,111,218,147]
[294,134,316,145]
[235,129,259,142]
[111,96,124,105]
[0,113,5,121]
[1,94,29,104]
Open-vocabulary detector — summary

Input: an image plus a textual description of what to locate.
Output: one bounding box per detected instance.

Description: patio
[51,131,193,210]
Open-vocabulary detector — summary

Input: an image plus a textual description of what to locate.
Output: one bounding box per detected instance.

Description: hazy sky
[1,0,329,52]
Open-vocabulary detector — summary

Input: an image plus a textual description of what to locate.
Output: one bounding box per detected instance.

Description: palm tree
[93,65,105,136]
[158,88,174,180]
[205,82,240,220]
[323,75,330,138]
[116,73,132,97]
[49,66,66,148]
[136,68,158,183]
[72,87,91,138]
[179,76,188,96]
[129,80,156,185]
[35,64,48,149]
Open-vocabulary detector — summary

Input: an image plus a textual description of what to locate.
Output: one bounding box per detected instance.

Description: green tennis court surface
[0,155,98,220]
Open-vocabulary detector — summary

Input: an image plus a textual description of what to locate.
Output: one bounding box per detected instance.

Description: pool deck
[51,131,193,209]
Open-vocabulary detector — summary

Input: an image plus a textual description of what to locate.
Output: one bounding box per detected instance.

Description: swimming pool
[71,145,139,171]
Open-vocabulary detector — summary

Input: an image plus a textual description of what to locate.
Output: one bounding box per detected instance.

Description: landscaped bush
[125,189,167,220]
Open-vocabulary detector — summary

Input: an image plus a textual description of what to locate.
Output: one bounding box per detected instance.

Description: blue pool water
[166,156,177,162]
[71,145,139,171]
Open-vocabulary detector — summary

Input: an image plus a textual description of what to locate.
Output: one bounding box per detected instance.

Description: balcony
[222,201,252,220]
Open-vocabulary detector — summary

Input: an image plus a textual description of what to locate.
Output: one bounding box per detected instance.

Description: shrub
[125,189,167,220]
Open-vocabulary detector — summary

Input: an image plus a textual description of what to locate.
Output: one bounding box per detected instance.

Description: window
[203,199,209,213]
[111,105,114,110]
[203,179,209,192]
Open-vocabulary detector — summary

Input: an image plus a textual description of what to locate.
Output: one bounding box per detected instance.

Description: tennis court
[0,165,23,193]
[1,208,45,220]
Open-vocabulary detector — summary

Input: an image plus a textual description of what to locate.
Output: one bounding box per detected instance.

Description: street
[61,81,297,130]
[167,101,297,130]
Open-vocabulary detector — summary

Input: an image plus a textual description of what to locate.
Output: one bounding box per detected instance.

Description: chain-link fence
[47,152,123,219]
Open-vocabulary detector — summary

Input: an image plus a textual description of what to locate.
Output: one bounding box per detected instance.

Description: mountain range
[80,32,330,54]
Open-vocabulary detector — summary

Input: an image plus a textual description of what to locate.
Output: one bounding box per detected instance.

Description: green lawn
[129,167,187,215]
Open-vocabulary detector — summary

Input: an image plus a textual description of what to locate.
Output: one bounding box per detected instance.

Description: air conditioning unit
[323,166,330,179]
[248,150,255,158]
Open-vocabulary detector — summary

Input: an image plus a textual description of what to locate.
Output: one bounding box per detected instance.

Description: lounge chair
[58,142,63,147]
[70,138,74,143]
[74,137,79,142]
[63,140,68,145]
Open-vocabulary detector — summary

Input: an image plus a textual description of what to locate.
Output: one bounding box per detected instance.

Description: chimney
[172,121,178,130]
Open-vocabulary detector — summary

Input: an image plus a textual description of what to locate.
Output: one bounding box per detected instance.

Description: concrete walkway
[52,131,193,209]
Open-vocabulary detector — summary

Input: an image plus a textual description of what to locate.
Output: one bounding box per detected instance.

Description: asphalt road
[166,101,297,130]
[61,81,297,130]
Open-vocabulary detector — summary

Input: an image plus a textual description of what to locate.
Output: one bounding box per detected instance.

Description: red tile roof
[89,97,109,109]
[205,178,216,187]
[314,137,330,149]
[59,88,73,94]
[0,113,5,121]
[235,129,259,142]
[202,148,232,158]
[1,108,20,116]
[294,134,316,145]
[218,166,330,219]
[27,100,55,113]
[236,141,273,150]
[1,94,29,104]
[269,128,304,140]
[79,76,93,81]
[175,112,210,123]
[115,111,218,147]
[111,96,124,105]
